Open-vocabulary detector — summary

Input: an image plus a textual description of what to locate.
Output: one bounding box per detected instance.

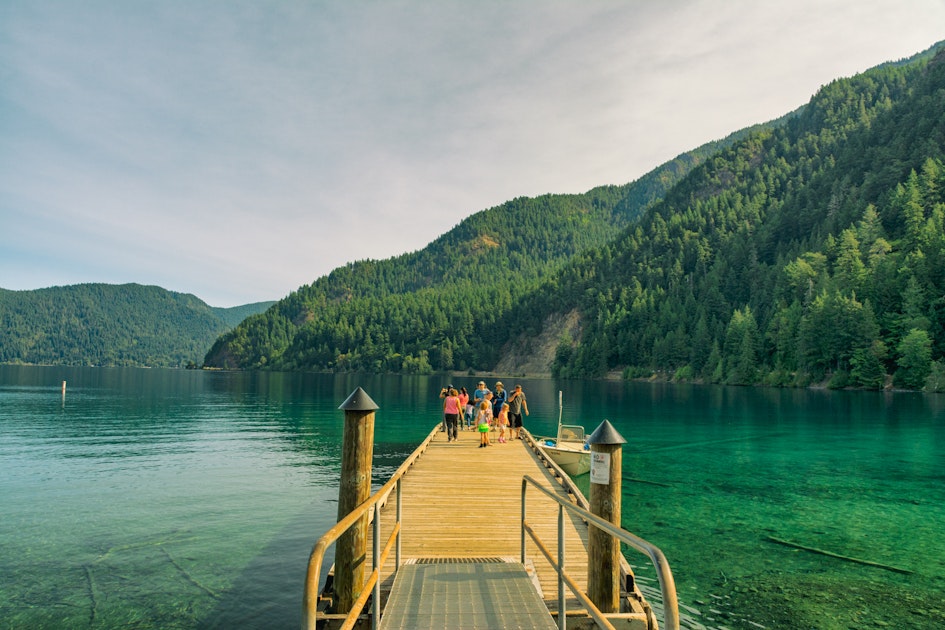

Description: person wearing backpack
[491,381,507,419]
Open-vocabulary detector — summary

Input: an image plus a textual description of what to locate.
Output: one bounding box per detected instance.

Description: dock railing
[521,475,680,630]
[300,425,440,630]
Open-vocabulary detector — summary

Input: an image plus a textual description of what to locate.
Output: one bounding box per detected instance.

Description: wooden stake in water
[333,387,379,614]
[61,381,66,402]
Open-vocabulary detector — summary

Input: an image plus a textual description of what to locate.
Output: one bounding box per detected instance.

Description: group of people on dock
[440,380,529,447]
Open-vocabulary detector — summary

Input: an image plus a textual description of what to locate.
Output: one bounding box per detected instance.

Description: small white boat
[537,392,591,477]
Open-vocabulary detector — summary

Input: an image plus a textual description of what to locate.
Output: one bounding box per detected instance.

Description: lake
[0,366,942,629]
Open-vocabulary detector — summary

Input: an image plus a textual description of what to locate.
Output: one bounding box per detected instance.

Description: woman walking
[443,388,462,442]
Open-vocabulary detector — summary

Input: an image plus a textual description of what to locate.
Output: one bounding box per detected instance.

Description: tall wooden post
[587,419,627,614]
[333,387,379,614]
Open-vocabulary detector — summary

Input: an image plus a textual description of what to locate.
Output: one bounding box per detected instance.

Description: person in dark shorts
[442,387,462,442]
[507,384,529,439]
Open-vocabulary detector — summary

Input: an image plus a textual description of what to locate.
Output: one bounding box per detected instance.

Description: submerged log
[626,477,672,487]
[765,536,913,575]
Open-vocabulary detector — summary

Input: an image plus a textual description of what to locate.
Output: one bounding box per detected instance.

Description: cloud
[2,0,944,305]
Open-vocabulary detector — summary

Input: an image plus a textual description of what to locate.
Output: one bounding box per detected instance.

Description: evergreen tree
[850,340,887,389]
[894,328,932,389]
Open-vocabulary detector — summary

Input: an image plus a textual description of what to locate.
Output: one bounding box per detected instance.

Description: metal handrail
[522,429,639,600]
[300,425,440,630]
[520,475,680,630]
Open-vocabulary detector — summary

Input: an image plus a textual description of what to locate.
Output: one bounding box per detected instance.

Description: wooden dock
[353,425,655,629]
[370,426,590,607]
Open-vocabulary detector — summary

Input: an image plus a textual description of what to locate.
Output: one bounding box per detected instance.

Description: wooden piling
[586,419,626,614]
[333,387,379,614]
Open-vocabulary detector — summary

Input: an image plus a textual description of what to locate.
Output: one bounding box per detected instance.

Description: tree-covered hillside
[0,284,271,367]
[207,42,945,390]
[536,44,945,389]
[203,126,768,372]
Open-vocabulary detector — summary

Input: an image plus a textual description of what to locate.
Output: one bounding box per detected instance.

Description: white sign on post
[590,451,611,485]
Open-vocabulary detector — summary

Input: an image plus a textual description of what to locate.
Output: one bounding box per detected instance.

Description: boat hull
[543,443,591,477]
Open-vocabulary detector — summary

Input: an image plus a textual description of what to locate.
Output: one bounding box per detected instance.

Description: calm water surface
[0,366,942,629]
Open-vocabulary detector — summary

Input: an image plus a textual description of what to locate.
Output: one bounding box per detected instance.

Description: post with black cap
[586,419,627,614]
[333,386,379,614]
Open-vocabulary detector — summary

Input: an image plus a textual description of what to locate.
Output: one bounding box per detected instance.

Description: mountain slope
[524,44,945,388]
[203,125,776,372]
[208,43,945,385]
[0,284,272,367]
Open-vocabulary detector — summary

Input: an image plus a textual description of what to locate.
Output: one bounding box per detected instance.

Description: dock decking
[368,425,593,615]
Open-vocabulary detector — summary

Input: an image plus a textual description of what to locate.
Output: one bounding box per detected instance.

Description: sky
[2,1,945,307]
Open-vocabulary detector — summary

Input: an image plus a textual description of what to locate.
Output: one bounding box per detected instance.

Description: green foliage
[538,44,945,390]
[894,328,933,389]
[0,284,270,367]
[798,291,879,376]
[827,370,852,389]
[723,307,761,385]
[850,340,888,389]
[672,365,694,382]
[924,360,945,392]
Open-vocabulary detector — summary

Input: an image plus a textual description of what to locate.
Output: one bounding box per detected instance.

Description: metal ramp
[378,559,557,630]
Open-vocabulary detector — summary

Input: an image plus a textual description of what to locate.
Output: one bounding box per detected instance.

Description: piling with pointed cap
[333,387,379,614]
[587,419,627,614]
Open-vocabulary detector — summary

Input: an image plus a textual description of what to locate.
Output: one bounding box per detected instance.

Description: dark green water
[0,367,942,629]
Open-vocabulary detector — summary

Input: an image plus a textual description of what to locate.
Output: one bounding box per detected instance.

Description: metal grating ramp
[378,560,557,629]
[412,557,505,565]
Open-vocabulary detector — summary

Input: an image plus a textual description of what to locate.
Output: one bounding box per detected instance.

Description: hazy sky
[2,1,944,306]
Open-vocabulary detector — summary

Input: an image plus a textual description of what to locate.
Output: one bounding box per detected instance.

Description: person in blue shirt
[473,381,490,411]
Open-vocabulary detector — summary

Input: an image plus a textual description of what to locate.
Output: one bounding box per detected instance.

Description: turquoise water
[0,367,942,629]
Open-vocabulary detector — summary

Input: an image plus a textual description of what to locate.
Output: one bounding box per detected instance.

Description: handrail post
[587,420,627,614]
[557,503,566,630]
[520,478,527,564]
[395,478,403,568]
[372,504,381,629]
[334,387,380,614]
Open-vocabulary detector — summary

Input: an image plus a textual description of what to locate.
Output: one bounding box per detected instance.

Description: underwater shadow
[197,506,334,630]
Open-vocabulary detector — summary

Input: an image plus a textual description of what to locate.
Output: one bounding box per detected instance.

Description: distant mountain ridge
[0,283,273,367]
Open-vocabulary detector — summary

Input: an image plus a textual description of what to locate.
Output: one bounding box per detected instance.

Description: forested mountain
[0,284,273,367]
[530,44,945,389]
[203,124,770,372]
[213,301,278,328]
[207,43,945,390]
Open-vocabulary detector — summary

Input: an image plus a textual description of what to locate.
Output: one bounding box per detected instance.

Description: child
[496,402,510,443]
[476,401,493,447]
[458,387,470,430]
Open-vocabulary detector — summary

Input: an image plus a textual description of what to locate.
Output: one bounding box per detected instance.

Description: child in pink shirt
[496,403,510,443]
